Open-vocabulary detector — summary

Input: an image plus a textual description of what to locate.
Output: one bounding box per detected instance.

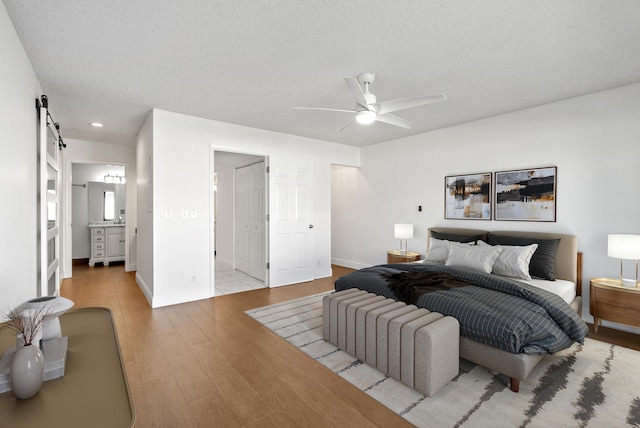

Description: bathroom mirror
[88,181,126,223]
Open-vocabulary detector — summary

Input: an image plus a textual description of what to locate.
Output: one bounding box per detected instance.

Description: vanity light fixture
[394,224,413,255]
[90,122,104,127]
[104,173,126,184]
[608,234,640,287]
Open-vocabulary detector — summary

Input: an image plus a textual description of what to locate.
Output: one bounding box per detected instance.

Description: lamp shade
[394,224,413,239]
[608,234,640,260]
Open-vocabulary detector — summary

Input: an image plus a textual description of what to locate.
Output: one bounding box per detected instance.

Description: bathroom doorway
[68,162,127,274]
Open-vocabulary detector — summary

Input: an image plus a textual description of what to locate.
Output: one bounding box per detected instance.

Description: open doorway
[214,151,267,295]
[70,163,127,270]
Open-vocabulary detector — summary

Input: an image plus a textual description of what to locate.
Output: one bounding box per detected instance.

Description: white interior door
[268,156,314,287]
[248,162,266,281]
[235,161,266,281]
[235,166,251,274]
[39,104,61,296]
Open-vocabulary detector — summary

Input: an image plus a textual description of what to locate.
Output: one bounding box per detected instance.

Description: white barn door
[38,101,61,296]
[268,157,314,287]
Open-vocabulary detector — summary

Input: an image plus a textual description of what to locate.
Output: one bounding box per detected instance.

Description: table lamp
[607,234,640,288]
[394,224,413,255]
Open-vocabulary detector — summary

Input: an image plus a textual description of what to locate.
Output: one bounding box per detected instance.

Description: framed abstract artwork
[444,173,492,219]
[494,166,557,221]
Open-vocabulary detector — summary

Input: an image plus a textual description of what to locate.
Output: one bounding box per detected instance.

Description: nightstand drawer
[596,289,637,307]
[590,278,640,332]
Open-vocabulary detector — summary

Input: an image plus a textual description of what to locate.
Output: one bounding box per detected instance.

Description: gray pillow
[486,234,560,281]
[431,231,485,244]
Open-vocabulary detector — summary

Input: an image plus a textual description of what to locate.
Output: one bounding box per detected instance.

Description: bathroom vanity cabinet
[89,225,125,266]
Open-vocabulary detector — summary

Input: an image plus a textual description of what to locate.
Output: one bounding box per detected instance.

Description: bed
[334,227,589,392]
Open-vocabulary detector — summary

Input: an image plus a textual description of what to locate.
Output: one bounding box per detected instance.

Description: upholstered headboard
[427,227,581,295]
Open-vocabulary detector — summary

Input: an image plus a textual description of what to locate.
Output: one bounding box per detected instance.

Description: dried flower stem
[3,304,55,346]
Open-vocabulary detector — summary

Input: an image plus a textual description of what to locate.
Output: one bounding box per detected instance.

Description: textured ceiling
[4,1,640,147]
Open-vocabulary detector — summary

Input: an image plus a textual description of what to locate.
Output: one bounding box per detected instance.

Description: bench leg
[510,377,520,393]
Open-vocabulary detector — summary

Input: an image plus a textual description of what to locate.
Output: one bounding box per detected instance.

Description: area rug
[246,292,640,428]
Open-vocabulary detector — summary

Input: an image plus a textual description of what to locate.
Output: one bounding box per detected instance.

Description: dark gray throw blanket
[383,271,470,305]
[335,262,589,355]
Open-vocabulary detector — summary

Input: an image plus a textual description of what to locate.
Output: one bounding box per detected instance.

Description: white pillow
[477,240,538,280]
[424,238,449,264]
[445,244,502,274]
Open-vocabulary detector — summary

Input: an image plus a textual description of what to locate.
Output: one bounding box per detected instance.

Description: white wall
[139,109,360,307]
[214,166,234,265]
[62,139,137,276]
[332,83,640,330]
[0,3,44,311]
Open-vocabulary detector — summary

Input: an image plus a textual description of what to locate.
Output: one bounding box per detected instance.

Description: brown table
[0,307,135,427]
[387,250,421,263]
[590,277,640,333]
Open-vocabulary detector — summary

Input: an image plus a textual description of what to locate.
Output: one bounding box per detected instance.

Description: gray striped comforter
[334,262,589,355]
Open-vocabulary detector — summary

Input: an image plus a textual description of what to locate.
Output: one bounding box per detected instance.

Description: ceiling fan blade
[374,113,414,129]
[344,77,371,110]
[337,117,356,131]
[292,107,357,113]
[376,94,446,115]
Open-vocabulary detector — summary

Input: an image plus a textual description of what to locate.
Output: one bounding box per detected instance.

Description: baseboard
[135,272,153,307]
[72,258,89,266]
[126,263,137,272]
[331,258,371,271]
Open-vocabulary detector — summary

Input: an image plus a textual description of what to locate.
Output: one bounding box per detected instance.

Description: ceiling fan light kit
[355,110,376,124]
[293,71,445,131]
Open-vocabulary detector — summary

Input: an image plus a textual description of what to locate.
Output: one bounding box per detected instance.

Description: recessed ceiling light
[90,122,103,127]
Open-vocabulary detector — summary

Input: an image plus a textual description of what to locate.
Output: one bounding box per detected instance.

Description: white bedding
[412,260,577,304]
[515,278,577,304]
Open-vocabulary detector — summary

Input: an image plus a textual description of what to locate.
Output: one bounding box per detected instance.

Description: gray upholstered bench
[322,288,460,396]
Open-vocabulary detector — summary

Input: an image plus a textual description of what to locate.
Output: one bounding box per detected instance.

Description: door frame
[210,146,269,294]
[62,159,130,278]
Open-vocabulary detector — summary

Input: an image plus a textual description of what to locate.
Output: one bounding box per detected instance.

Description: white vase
[10,344,45,399]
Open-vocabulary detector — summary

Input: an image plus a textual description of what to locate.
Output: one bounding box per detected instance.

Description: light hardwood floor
[61,264,412,427]
[61,264,640,427]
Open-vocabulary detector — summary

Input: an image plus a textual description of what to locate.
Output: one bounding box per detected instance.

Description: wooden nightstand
[387,250,420,264]
[590,278,640,333]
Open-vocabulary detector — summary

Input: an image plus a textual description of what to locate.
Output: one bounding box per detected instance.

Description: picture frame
[494,166,557,222]
[444,172,492,220]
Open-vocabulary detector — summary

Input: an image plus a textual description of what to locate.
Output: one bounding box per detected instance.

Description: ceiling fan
[292,72,446,131]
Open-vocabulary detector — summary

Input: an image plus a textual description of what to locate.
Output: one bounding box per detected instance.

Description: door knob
[309,224,314,229]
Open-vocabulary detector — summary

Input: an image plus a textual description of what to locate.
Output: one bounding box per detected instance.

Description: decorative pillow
[477,241,538,280]
[445,244,502,274]
[424,238,449,264]
[430,231,485,244]
[486,235,561,281]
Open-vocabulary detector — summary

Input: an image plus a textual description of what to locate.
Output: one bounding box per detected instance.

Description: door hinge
[266,214,270,221]
[266,263,270,269]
